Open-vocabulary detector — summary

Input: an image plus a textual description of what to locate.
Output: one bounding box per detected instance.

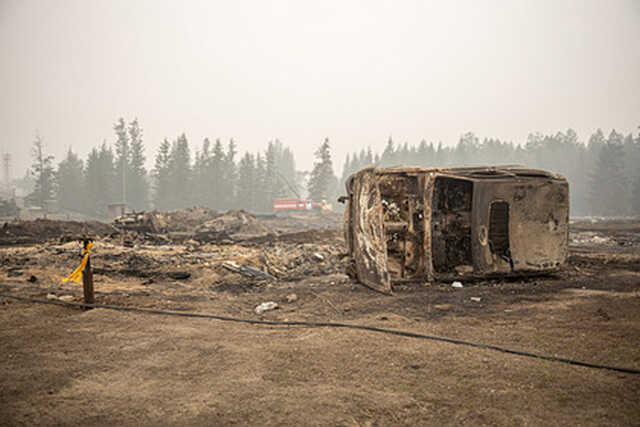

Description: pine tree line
[26,121,639,218]
[151,136,300,213]
[51,118,150,217]
[342,129,640,217]
[30,119,304,218]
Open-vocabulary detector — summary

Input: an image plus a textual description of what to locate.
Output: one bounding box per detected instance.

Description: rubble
[0,208,344,250]
[112,209,277,245]
[194,210,274,243]
[222,261,276,281]
[112,212,161,233]
[0,206,348,300]
[260,210,344,234]
[570,232,612,245]
[0,219,118,245]
[156,208,220,232]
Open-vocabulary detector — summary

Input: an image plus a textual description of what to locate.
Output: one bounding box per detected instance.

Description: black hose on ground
[1,292,638,375]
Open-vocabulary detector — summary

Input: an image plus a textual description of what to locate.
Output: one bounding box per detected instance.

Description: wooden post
[82,240,94,307]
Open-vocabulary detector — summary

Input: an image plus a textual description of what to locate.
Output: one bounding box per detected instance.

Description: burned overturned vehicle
[343,166,569,293]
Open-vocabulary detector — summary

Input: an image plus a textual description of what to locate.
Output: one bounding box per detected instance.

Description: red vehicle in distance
[272,198,324,212]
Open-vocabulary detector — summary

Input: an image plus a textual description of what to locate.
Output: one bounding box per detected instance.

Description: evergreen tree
[308,138,336,202]
[341,153,352,185]
[558,129,589,215]
[589,130,627,216]
[622,132,640,215]
[13,171,35,199]
[380,136,395,166]
[209,138,226,209]
[279,145,298,197]
[416,140,430,166]
[633,175,640,215]
[454,132,479,165]
[152,138,172,210]
[84,149,101,216]
[221,139,237,209]
[192,138,212,208]
[366,147,374,165]
[128,119,148,210]
[338,127,640,216]
[254,153,269,211]
[27,133,55,209]
[264,141,279,200]
[113,117,129,204]
[434,142,448,165]
[84,142,116,217]
[167,134,192,209]
[56,148,85,213]
[236,152,256,210]
[398,142,411,164]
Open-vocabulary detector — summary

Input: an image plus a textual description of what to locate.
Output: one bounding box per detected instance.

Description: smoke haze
[1,0,639,175]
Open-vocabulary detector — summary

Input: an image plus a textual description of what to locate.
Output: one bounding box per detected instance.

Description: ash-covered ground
[1,212,639,426]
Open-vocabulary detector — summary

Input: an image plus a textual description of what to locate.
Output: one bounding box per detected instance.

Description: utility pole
[121,153,126,208]
[2,153,10,195]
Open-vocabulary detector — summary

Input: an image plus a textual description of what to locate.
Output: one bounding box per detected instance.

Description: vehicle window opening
[431,177,473,274]
[489,201,512,267]
[379,175,424,280]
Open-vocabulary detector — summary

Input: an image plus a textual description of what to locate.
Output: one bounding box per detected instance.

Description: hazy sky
[1,0,639,179]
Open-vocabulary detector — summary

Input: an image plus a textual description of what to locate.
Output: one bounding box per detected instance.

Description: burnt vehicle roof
[368,165,564,181]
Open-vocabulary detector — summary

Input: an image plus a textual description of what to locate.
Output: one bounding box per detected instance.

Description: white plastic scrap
[451,281,463,288]
[255,301,279,314]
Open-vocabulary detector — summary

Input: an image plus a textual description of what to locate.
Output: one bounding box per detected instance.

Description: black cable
[1,292,638,375]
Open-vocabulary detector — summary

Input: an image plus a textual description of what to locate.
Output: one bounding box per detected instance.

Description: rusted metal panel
[347,167,391,294]
[344,165,569,291]
[472,178,569,275]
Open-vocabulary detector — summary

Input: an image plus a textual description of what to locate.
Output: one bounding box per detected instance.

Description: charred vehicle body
[343,166,569,294]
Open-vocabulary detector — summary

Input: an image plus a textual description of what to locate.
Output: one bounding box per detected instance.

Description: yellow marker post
[63,241,94,306]
[62,242,93,284]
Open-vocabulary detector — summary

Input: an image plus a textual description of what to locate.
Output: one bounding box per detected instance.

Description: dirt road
[1,219,639,426]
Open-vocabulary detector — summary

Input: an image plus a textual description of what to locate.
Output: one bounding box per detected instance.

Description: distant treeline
[28,118,305,218]
[23,119,639,218]
[341,129,640,217]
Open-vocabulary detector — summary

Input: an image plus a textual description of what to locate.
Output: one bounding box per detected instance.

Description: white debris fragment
[286,293,298,303]
[451,281,463,288]
[470,297,482,302]
[312,252,325,261]
[570,232,611,245]
[58,295,74,302]
[255,301,279,314]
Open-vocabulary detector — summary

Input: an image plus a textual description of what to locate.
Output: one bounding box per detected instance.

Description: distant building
[108,203,128,221]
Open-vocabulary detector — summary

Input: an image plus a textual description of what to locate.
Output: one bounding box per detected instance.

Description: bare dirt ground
[1,213,639,426]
